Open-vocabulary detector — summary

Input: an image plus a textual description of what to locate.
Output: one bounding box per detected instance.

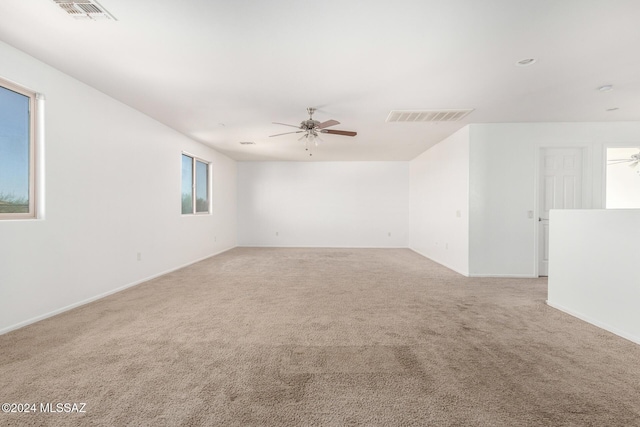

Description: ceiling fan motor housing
[301,119,320,130]
[302,107,320,130]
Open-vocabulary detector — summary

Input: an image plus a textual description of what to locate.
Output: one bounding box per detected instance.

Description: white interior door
[538,148,584,276]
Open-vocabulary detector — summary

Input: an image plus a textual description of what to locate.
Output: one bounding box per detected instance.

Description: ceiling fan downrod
[307,107,316,119]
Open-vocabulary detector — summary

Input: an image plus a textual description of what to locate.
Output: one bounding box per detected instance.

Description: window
[181,153,210,214]
[0,79,37,219]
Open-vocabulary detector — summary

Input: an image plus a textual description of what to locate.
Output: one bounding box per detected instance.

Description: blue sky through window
[0,85,30,201]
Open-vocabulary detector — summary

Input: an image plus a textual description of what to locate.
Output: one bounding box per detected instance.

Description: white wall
[409,127,469,275]
[468,122,640,277]
[237,162,409,247]
[547,209,640,344]
[0,41,237,334]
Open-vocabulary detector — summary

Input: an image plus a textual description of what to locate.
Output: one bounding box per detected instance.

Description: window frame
[181,152,211,215]
[0,78,38,220]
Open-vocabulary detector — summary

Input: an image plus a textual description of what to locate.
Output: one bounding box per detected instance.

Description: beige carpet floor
[1,247,639,426]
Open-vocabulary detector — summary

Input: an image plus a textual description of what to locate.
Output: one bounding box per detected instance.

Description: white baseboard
[238,245,410,249]
[408,248,540,278]
[0,246,235,336]
[546,300,640,346]
[409,248,469,277]
[468,273,538,278]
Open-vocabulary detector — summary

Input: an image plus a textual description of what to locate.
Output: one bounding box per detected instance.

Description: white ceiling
[1,0,639,161]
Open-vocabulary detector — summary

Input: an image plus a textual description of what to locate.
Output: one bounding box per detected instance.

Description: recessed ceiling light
[598,85,614,92]
[239,141,255,145]
[606,107,619,112]
[515,58,537,67]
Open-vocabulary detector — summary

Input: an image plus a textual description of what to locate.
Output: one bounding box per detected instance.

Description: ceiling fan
[269,107,357,156]
[608,150,640,170]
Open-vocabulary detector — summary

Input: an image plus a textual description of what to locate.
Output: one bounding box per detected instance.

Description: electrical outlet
[137,252,142,261]
[276,231,279,236]
[388,232,391,237]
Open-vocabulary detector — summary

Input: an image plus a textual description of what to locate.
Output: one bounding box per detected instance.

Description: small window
[0,79,38,219]
[181,153,210,214]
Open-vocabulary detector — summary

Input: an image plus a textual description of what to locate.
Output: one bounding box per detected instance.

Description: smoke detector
[515,58,537,67]
[52,0,116,20]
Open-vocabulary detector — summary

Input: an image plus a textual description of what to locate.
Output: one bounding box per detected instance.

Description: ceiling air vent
[386,109,474,123]
[52,0,116,20]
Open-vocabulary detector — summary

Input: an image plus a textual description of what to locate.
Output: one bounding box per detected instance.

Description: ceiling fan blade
[608,160,633,165]
[628,160,639,168]
[273,122,301,129]
[317,119,340,129]
[320,129,357,137]
[269,131,304,137]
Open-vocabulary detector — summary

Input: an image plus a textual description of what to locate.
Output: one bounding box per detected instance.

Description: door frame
[533,146,590,277]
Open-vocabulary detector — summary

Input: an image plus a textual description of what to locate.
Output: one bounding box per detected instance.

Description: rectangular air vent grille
[53,0,116,20]
[386,109,474,123]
